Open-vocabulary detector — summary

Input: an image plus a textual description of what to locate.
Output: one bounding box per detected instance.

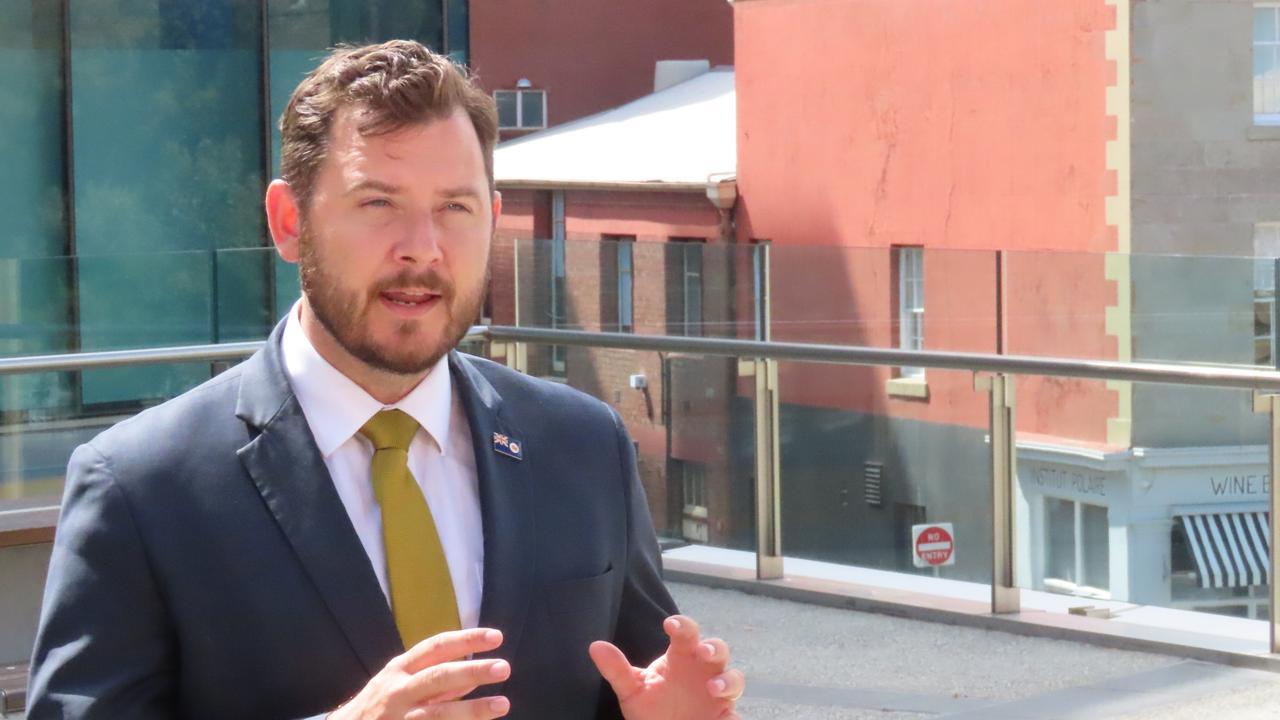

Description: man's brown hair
[279,40,498,212]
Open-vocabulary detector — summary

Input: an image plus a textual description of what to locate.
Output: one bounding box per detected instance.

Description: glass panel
[70,0,268,405]
[1018,375,1270,628]
[777,362,993,583]
[618,241,633,332]
[520,90,545,128]
[495,91,518,129]
[0,3,72,417]
[445,0,468,64]
[267,0,453,170]
[1256,8,1277,45]
[1081,502,1110,590]
[1257,45,1274,79]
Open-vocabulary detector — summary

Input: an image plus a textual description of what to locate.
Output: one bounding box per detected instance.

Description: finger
[588,640,644,701]
[399,628,504,672]
[663,615,702,655]
[404,695,510,720]
[696,637,731,668]
[707,669,746,700]
[406,659,511,704]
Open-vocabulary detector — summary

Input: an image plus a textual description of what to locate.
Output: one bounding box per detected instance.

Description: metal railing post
[749,240,782,579]
[976,372,1019,614]
[742,357,782,579]
[1252,392,1280,653]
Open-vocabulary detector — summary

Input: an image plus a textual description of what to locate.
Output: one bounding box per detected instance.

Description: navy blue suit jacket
[28,323,676,719]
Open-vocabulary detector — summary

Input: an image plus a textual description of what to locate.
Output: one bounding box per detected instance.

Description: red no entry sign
[912,523,955,568]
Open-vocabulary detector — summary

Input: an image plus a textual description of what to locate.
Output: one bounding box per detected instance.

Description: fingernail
[669,618,682,630]
[491,660,510,678]
[701,642,716,658]
[710,678,727,694]
[489,696,510,713]
[484,629,502,644]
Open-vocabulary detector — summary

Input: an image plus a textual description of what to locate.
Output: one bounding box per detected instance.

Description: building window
[616,238,634,333]
[1043,498,1110,598]
[549,191,566,375]
[669,239,704,336]
[677,461,708,543]
[895,246,924,378]
[1257,4,1280,125]
[495,89,547,130]
[1254,223,1280,366]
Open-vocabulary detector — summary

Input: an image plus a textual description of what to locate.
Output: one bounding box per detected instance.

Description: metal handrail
[7,326,1280,392]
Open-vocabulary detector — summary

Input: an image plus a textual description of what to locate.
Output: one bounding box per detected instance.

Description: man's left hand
[589,614,744,720]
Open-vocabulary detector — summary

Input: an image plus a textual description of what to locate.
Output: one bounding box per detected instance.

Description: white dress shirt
[281,304,485,631]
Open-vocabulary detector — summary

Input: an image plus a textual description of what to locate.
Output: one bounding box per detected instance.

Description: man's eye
[445,202,472,213]
[361,198,392,209]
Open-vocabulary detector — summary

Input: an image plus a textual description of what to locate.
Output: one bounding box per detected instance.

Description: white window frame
[494,89,547,130]
[896,246,925,378]
[1255,3,1280,125]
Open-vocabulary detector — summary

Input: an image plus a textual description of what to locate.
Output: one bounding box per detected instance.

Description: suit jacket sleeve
[596,408,680,720]
[28,444,339,720]
[28,443,179,719]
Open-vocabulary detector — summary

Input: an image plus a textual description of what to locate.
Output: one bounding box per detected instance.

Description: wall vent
[864,462,883,507]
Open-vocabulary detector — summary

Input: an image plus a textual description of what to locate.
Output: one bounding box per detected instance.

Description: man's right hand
[329,628,511,719]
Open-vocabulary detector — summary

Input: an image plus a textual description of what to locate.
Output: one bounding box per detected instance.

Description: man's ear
[266,179,302,264]
[491,190,502,227]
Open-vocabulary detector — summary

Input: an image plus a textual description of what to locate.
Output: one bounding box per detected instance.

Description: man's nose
[394,215,444,265]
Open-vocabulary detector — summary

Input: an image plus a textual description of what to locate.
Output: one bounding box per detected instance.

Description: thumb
[589,640,644,701]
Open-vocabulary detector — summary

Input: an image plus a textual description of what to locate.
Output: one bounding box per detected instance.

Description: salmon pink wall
[735,0,1120,443]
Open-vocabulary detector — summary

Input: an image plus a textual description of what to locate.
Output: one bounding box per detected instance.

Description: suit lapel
[235,323,401,676]
[450,352,535,684]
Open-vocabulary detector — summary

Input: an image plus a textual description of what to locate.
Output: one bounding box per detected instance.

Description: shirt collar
[281,301,453,458]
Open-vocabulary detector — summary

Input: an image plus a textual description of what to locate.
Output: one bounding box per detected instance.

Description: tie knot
[359,409,420,451]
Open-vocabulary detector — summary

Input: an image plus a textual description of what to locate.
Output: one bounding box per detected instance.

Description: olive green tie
[359,409,460,649]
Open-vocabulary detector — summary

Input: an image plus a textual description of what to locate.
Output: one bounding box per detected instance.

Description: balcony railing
[5,326,1280,654]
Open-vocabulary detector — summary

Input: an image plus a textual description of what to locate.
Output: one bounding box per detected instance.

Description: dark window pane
[496,91,518,128]
[1046,497,1076,584]
[1081,502,1109,590]
[446,0,468,64]
[521,90,545,128]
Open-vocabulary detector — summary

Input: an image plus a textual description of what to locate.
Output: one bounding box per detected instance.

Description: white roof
[494,68,735,189]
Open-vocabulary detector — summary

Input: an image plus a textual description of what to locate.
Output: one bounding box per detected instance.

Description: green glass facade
[0,0,469,421]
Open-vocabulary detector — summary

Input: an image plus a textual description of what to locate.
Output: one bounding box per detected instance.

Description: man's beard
[297,227,488,375]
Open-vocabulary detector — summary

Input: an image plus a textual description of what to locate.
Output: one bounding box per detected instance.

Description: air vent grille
[864,462,883,507]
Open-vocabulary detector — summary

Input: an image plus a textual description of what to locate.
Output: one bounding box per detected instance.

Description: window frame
[494,88,548,131]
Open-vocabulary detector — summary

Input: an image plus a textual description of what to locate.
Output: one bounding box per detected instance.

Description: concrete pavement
[668,582,1280,719]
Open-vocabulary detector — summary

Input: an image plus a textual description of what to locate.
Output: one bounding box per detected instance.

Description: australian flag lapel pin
[492,432,523,461]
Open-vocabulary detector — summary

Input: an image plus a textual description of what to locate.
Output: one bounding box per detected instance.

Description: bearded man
[28,40,743,720]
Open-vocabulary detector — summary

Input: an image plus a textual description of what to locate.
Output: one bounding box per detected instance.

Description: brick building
[491,69,747,544]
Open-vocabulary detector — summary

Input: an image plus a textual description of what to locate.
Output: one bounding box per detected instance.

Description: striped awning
[1180,513,1271,589]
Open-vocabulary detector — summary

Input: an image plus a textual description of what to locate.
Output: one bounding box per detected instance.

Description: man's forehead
[324,106,486,187]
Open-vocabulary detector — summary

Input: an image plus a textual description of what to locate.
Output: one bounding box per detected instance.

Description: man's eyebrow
[345,179,403,195]
[440,186,485,202]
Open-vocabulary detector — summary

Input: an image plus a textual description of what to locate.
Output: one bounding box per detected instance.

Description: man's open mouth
[380,289,439,307]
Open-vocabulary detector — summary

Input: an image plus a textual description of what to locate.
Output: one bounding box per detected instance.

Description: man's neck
[297,300,429,405]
